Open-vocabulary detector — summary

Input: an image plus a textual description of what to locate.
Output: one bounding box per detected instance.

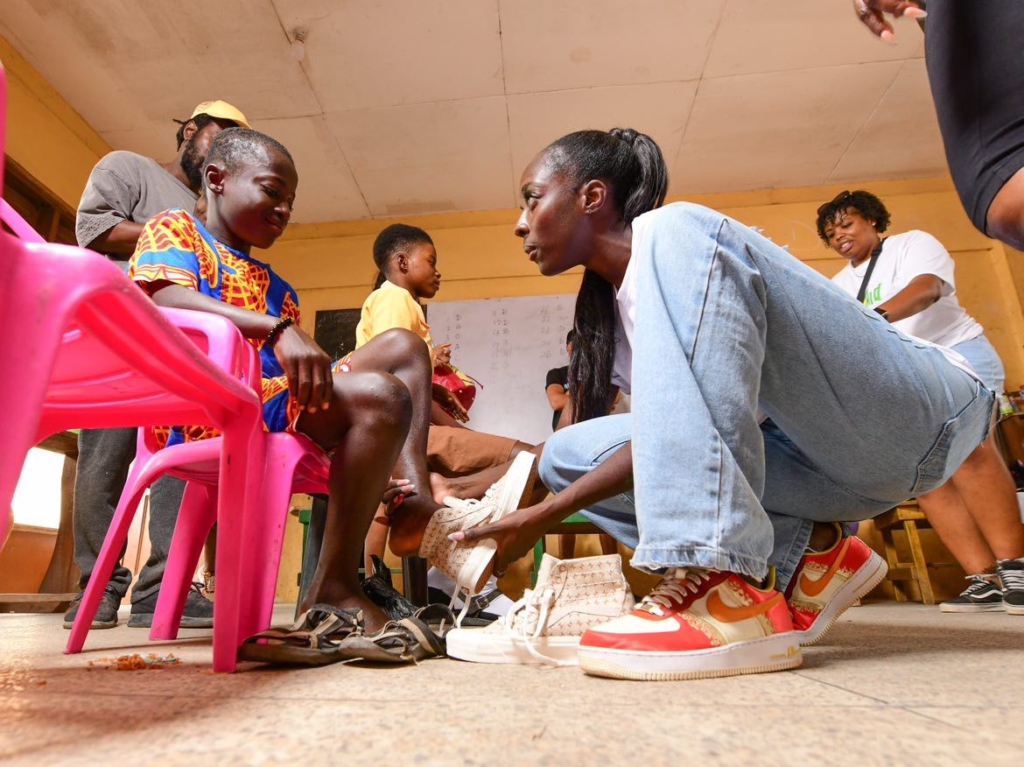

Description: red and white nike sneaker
[785,525,888,646]
[577,568,802,681]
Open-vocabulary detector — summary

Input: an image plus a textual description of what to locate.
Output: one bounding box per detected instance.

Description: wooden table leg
[905,520,936,605]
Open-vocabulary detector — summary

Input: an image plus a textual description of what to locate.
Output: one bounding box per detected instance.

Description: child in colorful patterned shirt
[129,127,450,643]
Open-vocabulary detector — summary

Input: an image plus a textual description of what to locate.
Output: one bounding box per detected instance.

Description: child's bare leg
[363,507,389,573]
[297,369,412,633]
[432,444,548,504]
[345,329,443,556]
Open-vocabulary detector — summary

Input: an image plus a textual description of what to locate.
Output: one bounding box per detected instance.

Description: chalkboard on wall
[313,296,578,446]
[313,308,362,360]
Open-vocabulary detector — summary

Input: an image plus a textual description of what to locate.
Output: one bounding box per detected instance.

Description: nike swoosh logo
[706,589,785,623]
[798,538,851,598]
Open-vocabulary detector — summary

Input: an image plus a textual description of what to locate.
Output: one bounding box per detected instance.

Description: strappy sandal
[335,614,446,664]
[238,604,363,667]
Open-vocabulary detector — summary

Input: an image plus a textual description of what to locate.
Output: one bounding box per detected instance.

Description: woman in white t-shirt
[819,189,1024,612]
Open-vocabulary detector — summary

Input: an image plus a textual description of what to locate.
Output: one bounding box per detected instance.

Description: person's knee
[347,370,413,431]
[376,328,430,368]
[539,428,584,493]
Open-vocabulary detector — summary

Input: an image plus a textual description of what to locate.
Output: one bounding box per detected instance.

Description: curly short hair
[203,127,294,178]
[815,190,891,243]
[371,224,434,290]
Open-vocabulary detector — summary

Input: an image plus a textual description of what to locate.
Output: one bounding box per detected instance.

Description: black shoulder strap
[856,238,886,304]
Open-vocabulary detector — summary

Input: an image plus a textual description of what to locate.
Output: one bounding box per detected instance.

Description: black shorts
[925,0,1024,234]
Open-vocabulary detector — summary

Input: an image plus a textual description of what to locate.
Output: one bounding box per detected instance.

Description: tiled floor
[0,602,1021,766]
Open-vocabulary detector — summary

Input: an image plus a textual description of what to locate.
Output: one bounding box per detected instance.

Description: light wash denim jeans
[540,203,994,590]
[951,334,1005,393]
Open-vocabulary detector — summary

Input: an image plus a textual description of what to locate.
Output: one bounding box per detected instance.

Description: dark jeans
[73,428,186,604]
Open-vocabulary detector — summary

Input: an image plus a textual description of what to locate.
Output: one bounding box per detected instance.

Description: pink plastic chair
[0,64,266,668]
[65,338,333,672]
[0,68,12,549]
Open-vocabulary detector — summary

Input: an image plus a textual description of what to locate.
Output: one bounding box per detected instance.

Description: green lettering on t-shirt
[862,284,881,306]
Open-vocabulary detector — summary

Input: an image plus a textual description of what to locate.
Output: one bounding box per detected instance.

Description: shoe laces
[449,587,474,628]
[957,574,1000,599]
[499,586,571,667]
[637,569,711,616]
[998,560,1024,593]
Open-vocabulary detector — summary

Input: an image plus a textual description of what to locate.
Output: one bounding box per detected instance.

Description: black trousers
[73,428,186,603]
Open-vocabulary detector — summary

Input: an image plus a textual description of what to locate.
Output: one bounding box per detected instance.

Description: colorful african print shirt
[129,208,302,438]
[130,208,299,370]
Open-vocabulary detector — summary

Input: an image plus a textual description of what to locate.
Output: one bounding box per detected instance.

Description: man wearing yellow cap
[67,101,248,632]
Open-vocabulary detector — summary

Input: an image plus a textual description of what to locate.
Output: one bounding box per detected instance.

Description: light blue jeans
[951,334,1005,393]
[540,203,994,590]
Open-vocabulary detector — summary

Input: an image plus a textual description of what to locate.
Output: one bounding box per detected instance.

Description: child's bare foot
[300,592,390,634]
[388,495,443,558]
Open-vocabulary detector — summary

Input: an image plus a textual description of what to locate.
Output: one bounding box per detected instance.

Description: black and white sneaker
[427,567,512,622]
[939,574,1004,613]
[997,558,1024,615]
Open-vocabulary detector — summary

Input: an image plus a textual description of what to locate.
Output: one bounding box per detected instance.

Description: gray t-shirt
[75,150,197,252]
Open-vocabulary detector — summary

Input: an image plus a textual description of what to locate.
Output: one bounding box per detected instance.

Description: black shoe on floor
[939,574,1004,613]
[362,556,416,620]
[62,586,122,630]
[128,583,214,629]
[997,558,1024,615]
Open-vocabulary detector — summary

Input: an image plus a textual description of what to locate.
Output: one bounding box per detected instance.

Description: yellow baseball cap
[189,100,250,129]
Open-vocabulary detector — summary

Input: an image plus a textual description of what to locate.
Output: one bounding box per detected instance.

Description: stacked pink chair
[1,62,274,671]
[65,355,332,671]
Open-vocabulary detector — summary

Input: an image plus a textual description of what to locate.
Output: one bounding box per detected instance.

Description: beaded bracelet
[265,317,294,349]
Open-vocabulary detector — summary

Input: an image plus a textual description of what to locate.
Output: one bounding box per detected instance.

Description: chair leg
[599,534,618,556]
[905,520,935,605]
[0,312,61,521]
[65,480,150,654]
[556,534,576,560]
[402,557,429,606]
[211,418,265,674]
[532,537,546,587]
[149,482,216,640]
[243,446,306,637]
[879,527,906,603]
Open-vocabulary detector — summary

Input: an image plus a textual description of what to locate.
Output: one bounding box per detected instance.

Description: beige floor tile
[0,602,1021,765]
[794,603,1024,707]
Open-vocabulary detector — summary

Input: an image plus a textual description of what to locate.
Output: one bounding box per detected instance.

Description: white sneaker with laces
[445,552,635,665]
[421,452,536,616]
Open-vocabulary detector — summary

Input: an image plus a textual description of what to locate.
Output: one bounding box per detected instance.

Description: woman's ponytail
[608,128,668,223]
[569,269,617,423]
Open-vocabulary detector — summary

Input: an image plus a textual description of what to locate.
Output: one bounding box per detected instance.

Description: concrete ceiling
[0,0,941,224]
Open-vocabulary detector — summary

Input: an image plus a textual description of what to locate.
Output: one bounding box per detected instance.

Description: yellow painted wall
[263,176,1024,389]
[1,36,109,210]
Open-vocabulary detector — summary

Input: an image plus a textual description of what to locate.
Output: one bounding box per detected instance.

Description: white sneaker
[446,553,635,666]
[420,452,536,599]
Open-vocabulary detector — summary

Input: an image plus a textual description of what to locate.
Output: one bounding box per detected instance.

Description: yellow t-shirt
[355,280,433,349]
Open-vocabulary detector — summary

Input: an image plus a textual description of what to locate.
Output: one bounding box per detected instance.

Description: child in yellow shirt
[357,224,532,617]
